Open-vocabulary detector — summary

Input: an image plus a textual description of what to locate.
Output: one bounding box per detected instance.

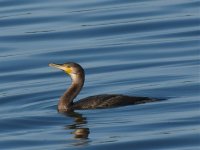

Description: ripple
[0,0,199,150]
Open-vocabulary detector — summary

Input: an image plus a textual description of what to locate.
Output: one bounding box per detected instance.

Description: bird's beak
[49,63,66,71]
[49,63,72,74]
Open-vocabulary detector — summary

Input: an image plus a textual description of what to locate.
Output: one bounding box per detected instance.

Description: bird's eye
[67,65,71,68]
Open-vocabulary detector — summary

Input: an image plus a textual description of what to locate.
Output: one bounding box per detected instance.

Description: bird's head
[49,62,85,81]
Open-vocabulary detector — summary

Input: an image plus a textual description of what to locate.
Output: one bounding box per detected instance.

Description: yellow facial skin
[49,63,72,74]
[64,66,72,74]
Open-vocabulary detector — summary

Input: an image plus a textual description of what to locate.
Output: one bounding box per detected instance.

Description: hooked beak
[49,63,66,71]
[49,63,72,74]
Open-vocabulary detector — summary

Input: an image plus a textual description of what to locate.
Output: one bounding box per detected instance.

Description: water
[0,0,199,149]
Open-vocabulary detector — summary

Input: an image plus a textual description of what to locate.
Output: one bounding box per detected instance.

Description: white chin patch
[71,73,79,83]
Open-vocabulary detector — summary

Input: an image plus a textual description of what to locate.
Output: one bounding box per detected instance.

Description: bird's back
[72,94,157,110]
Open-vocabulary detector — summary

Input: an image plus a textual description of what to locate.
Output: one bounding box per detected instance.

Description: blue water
[0,0,199,149]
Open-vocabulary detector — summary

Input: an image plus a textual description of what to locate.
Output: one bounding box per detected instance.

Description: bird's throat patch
[65,68,72,74]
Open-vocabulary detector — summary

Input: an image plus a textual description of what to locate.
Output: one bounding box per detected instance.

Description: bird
[49,62,158,112]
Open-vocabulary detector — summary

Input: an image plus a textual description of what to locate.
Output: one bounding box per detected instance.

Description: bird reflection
[63,111,90,139]
[73,128,90,139]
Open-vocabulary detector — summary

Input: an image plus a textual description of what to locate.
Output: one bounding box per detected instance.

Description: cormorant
[49,62,157,112]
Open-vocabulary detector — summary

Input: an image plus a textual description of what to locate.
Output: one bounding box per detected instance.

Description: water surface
[0,0,199,150]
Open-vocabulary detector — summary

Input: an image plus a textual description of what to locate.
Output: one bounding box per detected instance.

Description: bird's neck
[58,73,84,112]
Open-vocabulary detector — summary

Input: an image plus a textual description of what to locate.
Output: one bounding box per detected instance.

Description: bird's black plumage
[49,62,158,112]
